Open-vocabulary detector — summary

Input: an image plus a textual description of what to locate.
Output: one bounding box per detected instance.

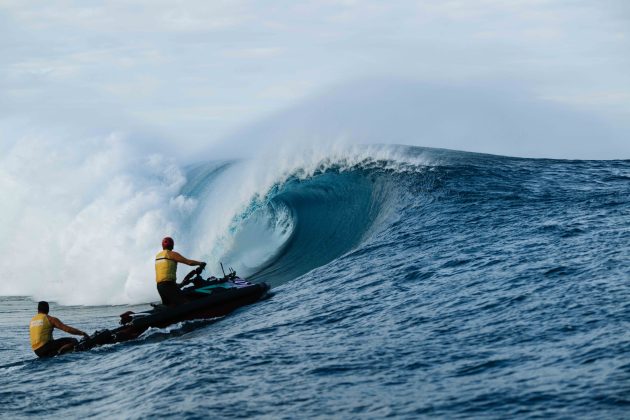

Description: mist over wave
[0,130,193,304]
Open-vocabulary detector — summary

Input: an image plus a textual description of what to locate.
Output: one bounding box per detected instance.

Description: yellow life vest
[155,250,177,283]
[30,313,53,350]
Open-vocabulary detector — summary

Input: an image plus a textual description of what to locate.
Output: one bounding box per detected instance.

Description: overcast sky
[1,0,629,159]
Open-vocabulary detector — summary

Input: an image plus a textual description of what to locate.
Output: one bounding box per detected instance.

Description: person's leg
[56,338,78,355]
[157,282,187,306]
[157,282,172,305]
[34,341,56,358]
[34,337,78,357]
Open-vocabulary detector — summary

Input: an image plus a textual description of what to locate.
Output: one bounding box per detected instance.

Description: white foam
[0,128,194,305]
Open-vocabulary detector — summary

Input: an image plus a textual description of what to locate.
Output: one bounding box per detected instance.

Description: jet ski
[75,266,270,352]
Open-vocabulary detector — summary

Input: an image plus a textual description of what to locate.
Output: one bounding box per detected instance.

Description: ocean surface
[1,146,629,418]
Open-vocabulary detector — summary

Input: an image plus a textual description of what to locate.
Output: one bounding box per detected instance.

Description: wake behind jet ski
[75,266,270,352]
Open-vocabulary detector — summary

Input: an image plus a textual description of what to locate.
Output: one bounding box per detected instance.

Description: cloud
[223,47,284,59]
[0,0,628,158]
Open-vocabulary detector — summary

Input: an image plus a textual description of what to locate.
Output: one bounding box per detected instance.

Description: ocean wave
[0,135,432,305]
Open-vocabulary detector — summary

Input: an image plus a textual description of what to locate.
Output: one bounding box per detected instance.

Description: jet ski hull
[76,279,269,352]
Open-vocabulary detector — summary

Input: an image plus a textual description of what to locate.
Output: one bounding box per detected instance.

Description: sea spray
[0,132,193,304]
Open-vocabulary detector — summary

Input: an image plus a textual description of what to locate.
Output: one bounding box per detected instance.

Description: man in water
[155,236,206,306]
[29,301,89,358]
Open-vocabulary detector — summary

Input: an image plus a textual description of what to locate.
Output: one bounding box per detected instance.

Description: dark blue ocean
[1,147,629,418]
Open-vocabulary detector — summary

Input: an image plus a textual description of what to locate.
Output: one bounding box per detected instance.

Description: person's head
[37,301,49,314]
[162,237,174,250]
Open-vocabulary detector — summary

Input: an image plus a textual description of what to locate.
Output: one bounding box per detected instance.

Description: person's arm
[170,251,206,267]
[48,316,89,338]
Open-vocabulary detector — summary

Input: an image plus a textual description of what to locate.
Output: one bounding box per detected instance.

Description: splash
[0,130,195,304]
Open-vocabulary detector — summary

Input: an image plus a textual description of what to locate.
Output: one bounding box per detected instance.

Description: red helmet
[162,237,174,250]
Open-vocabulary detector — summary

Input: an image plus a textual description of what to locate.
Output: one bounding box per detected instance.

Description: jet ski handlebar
[181,262,237,289]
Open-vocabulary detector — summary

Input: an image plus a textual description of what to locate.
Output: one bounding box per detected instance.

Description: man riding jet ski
[155,236,206,306]
[29,301,89,358]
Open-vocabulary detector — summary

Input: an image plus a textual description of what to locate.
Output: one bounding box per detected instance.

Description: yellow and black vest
[30,313,53,350]
[155,250,177,283]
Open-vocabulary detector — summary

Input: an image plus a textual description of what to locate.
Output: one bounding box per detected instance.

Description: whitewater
[1,140,628,418]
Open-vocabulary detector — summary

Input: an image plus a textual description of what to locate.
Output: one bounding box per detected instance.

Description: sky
[1,1,629,303]
[1,0,629,159]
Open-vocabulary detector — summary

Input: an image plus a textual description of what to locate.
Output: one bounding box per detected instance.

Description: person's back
[29,301,88,358]
[155,249,178,284]
[29,311,53,352]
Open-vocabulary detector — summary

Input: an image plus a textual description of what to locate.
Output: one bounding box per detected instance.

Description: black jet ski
[75,266,270,352]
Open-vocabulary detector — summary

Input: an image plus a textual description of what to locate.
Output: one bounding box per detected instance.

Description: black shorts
[34,337,78,358]
[157,281,187,306]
